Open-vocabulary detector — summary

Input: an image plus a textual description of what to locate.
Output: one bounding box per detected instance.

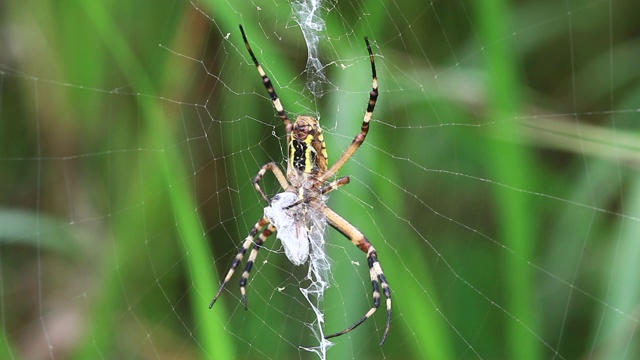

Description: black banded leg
[253,162,291,204]
[209,217,269,308]
[319,37,378,183]
[322,206,392,346]
[239,25,293,136]
[239,223,276,309]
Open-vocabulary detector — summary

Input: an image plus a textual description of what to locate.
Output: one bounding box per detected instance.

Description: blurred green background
[1,0,639,359]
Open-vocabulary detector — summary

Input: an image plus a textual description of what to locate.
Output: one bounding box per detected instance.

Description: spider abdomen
[289,115,328,174]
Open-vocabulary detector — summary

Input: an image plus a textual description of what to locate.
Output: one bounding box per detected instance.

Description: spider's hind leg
[322,206,392,346]
[209,217,276,309]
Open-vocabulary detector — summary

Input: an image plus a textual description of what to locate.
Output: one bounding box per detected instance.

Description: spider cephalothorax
[210,25,391,346]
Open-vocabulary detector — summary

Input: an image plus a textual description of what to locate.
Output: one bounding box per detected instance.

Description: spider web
[1,0,639,359]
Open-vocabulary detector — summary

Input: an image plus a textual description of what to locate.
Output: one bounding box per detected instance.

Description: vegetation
[1,0,638,358]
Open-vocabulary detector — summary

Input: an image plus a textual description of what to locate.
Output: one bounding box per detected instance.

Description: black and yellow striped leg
[319,37,378,183]
[239,25,293,137]
[322,206,392,346]
[209,218,272,308]
[239,223,276,309]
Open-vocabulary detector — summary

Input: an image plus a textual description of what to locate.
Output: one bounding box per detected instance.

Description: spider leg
[321,176,350,195]
[253,162,291,204]
[322,206,391,346]
[239,25,293,137]
[318,37,378,183]
[239,223,277,309]
[209,218,275,309]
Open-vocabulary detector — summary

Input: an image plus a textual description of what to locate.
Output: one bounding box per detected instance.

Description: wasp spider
[210,25,391,346]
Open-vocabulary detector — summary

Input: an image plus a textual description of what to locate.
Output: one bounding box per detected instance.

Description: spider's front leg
[318,36,378,183]
[210,218,276,309]
[253,162,291,204]
[322,206,392,346]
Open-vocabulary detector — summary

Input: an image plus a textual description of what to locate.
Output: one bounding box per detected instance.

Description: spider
[209,25,391,346]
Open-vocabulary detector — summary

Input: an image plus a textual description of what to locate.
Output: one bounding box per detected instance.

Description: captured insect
[210,25,391,345]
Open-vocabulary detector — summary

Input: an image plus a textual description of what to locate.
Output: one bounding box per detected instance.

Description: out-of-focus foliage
[1,0,638,359]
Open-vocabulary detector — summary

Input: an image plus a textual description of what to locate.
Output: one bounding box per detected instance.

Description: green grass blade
[475,1,541,359]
